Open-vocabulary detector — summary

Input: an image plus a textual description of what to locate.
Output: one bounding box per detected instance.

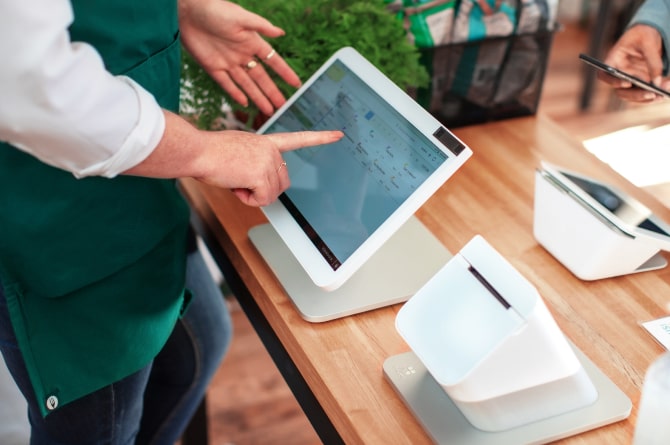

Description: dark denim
[0,248,232,445]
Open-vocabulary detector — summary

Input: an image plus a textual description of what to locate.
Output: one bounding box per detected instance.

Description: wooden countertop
[181,114,670,444]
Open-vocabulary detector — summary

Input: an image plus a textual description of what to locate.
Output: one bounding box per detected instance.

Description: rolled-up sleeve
[0,0,164,178]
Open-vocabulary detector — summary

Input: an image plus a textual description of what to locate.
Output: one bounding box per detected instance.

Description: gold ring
[245,59,258,70]
[277,161,287,173]
[265,49,276,61]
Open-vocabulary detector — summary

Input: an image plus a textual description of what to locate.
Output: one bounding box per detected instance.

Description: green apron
[0,0,190,417]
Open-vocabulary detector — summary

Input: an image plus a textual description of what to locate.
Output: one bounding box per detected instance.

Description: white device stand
[248,216,452,322]
[388,235,631,443]
[533,169,667,280]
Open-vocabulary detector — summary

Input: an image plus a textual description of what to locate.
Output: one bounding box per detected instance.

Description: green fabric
[0,0,190,417]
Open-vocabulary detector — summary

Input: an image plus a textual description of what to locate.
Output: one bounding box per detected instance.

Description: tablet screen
[257,47,471,290]
[561,172,670,237]
[263,60,450,270]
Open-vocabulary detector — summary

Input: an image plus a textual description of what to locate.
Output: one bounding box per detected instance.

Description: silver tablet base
[383,344,631,445]
[248,216,452,322]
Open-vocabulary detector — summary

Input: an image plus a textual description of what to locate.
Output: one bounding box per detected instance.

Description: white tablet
[257,47,472,291]
[539,161,670,251]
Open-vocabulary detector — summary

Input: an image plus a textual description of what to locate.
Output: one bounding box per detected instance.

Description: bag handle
[476,0,504,15]
[393,0,454,16]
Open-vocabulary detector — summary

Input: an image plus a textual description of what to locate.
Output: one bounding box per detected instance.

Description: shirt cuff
[74,76,165,178]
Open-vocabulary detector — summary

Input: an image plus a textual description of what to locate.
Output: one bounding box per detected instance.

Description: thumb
[237,8,285,38]
[637,33,665,83]
[643,50,665,85]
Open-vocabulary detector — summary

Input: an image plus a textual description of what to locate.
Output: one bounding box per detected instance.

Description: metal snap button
[46,395,58,411]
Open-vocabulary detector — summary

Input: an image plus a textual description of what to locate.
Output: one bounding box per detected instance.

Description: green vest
[0,0,190,417]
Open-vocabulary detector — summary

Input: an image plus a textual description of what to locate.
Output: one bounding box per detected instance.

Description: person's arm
[122,0,344,206]
[124,111,342,207]
[125,0,347,207]
[0,0,343,206]
[0,0,164,178]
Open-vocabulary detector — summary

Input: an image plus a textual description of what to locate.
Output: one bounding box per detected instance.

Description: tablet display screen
[562,172,670,237]
[262,60,449,270]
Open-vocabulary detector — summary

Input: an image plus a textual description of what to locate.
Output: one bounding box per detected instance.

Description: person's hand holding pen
[601,24,670,102]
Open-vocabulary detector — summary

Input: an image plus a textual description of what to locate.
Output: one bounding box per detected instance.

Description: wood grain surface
[181,114,670,444]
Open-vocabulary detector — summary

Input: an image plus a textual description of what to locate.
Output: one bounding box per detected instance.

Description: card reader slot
[467,265,511,310]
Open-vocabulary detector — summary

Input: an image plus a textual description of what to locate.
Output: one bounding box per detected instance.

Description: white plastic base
[454,364,597,432]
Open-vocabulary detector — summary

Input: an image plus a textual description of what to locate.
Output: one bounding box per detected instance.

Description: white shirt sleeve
[0,0,165,178]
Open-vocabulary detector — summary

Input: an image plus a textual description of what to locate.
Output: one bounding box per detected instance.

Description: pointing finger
[266,131,344,153]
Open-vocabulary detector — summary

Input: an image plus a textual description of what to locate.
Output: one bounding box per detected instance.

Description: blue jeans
[0,248,232,445]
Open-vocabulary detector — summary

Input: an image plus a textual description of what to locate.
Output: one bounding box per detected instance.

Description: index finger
[266,130,344,153]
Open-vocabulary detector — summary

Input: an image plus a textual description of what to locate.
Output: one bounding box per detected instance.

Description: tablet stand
[248,216,452,322]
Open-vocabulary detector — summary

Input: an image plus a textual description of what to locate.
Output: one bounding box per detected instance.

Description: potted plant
[180,0,429,130]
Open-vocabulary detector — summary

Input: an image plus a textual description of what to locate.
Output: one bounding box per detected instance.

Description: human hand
[178,0,300,116]
[124,112,342,207]
[196,129,344,207]
[602,24,670,102]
